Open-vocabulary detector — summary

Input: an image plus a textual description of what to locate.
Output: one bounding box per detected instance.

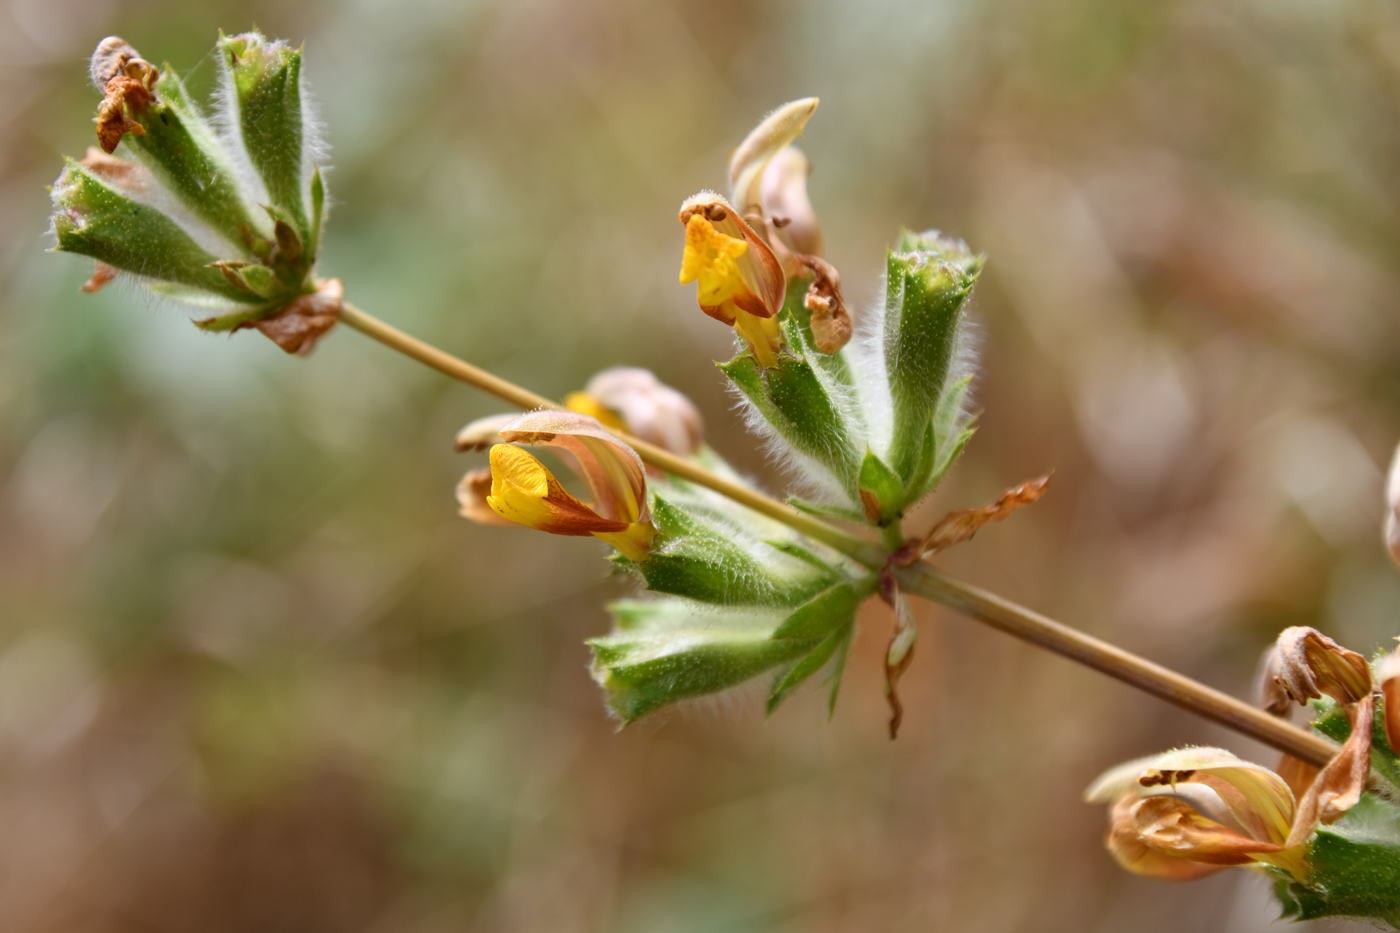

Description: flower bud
[572,368,703,458]
[727,98,819,219]
[1385,440,1400,568]
[1379,647,1400,754]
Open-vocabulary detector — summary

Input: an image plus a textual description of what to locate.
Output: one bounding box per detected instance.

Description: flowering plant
[47,30,1400,926]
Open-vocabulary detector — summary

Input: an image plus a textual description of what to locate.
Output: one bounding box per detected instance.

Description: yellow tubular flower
[482,410,656,562]
[677,195,786,367]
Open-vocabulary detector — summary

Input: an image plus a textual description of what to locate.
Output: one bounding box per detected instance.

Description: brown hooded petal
[497,410,649,525]
[1274,626,1372,706]
[759,146,823,264]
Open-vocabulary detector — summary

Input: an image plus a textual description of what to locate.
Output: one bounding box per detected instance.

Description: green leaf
[309,165,325,256]
[786,497,868,523]
[589,600,816,723]
[51,160,260,304]
[858,448,904,525]
[126,66,265,252]
[883,247,978,480]
[719,319,862,499]
[219,33,311,241]
[639,496,835,607]
[1277,824,1400,927]
[1312,696,1400,796]
[826,626,853,718]
[771,581,865,640]
[767,622,853,714]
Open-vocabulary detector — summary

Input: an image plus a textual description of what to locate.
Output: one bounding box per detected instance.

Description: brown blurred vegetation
[2,0,1399,929]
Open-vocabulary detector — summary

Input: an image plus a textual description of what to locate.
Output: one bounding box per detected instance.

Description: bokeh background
[2,0,1399,929]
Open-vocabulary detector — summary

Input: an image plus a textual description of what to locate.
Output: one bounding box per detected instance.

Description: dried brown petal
[798,255,851,354]
[1105,798,1224,881]
[81,261,118,294]
[90,37,158,90]
[1386,442,1400,568]
[248,278,344,356]
[1288,693,1374,846]
[94,76,153,154]
[456,467,514,526]
[579,368,704,459]
[1254,645,1294,716]
[896,474,1052,565]
[1274,626,1372,706]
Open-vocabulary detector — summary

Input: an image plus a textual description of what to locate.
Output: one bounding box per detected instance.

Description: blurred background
[2,0,1399,929]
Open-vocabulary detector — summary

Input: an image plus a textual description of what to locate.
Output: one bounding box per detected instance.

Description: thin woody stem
[339,303,886,566]
[337,302,1348,772]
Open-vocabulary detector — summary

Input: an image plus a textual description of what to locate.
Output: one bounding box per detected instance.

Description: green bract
[49,33,331,343]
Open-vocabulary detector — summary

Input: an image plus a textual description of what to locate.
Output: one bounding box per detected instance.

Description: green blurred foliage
[4,0,1400,929]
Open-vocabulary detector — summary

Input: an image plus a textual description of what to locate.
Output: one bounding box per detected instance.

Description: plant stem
[339,303,886,566]
[337,302,1344,770]
[893,564,1341,768]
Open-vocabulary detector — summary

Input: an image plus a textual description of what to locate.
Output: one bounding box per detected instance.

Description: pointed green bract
[220,32,311,241]
[125,67,265,252]
[1276,821,1400,927]
[640,496,836,607]
[589,600,817,723]
[858,449,904,525]
[51,160,260,304]
[767,622,853,714]
[883,244,978,480]
[770,581,865,640]
[720,316,863,501]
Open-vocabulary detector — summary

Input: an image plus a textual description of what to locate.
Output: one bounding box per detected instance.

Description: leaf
[883,247,978,480]
[858,449,904,525]
[125,66,265,252]
[767,622,853,714]
[639,496,835,607]
[720,324,863,499]
[51,160,261,304]
[219,33,312,241]
[1277,826,1400,927]
[589,600,816,723]
[770,581,865,640]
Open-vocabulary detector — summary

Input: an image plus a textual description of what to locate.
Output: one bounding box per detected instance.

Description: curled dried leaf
[1273,626,1372,706]
[81,261,118,294]
[95,76,154,155]
[895,474,1052,565]
[798,255,851,354]
[879,570,917,739]
[245,278,343,356]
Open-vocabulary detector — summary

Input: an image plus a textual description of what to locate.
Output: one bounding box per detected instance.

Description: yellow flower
[459,409,655,562]
[677,195,785,367]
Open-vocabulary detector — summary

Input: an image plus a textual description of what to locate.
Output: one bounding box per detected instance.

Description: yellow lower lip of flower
[486,444,654,560]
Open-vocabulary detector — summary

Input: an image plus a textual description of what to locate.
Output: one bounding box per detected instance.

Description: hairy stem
[337,302,1345,770]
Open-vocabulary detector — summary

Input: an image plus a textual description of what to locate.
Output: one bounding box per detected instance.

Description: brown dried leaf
[880,570,917,739]
[81,261,118,294]
[798,255,850,354]
[904,473,1052,563]
[248,279,344,356]
[1274,626,1372,706]
[94,76,153,154]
